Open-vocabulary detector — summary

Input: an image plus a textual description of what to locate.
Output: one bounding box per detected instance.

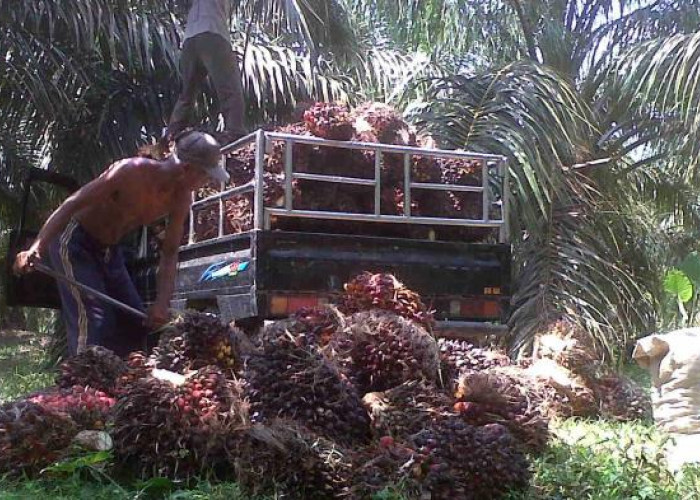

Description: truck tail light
[448,298,501,319]
[270,294,328,316]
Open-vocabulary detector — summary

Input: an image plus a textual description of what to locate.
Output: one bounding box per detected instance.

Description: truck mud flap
[216,293,258,324]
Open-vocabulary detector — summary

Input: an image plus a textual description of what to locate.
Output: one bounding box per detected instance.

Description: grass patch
[0,330,55,403]
[514,419,700,499]
[0,476,259,499]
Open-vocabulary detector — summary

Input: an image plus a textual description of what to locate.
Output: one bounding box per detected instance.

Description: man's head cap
[174,130,229,183]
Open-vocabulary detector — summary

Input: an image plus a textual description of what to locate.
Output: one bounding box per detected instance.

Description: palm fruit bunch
[116,351,152,391]
[535,317,601,380]
[151,312,238,374]
[438,339,511,388]
[409,419,531,499]
[524,358,598,418]
[266,123,313,173]
[289,305,345,347]
[453,369,550,454]
[111,368,248,480]
[362,379,455,440]
[0,401,77,476]
[245,321,371,445]
[178,366,246,426]
[231,421,352,499]
[351,102,413,145]
[592,373,651,422]
[303,102,354,140]
[111,377,197,479]
[328,310,440,394]
[57,345,127,395]
[183,313,239,370]
[340,272,435,330]
[223,194,254,234]
[434,156,484,220]
[438,157,482,186]
[379,186,417,216]
[225,142,256,186]
[28,386,116,431]
[411,155,442,183]
[350,436,431,498]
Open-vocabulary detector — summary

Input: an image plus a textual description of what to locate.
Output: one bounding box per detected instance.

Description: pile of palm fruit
[0,272,650,498]
[189,101,491,244]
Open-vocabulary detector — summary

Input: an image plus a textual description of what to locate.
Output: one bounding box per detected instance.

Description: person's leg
[199,33,246,137]
[47,221,114,356]
[167,37,208,138]
[104,247,148,356]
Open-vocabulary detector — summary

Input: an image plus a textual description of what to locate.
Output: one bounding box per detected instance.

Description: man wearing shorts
[13,131,228,357]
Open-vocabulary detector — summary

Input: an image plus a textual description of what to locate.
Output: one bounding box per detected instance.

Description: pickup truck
[5,130,511,338]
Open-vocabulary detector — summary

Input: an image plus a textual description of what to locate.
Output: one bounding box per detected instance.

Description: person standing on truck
[165,0,247,144]
[13,131,229,357]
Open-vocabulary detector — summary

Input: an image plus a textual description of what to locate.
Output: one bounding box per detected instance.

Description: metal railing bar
[374,151,382,216]
[253,130,265,231]
[188,191,195,245]
[501,158,510,244]
[284,139,293,211]
[403,154,411,217]
[266,208,504,227]
[410,182,483,193]
[266,132,506,161]
[482,159,489,222]
[219,132,258,154]
[218,181,224,238]
[292,172,376,186]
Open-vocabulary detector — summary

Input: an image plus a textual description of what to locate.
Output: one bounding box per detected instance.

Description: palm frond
[412,62,651,356]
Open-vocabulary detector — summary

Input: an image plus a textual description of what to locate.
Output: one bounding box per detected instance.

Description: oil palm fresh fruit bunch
[0,401,77,476]
[409,419,531,499]
[351,102,413,145]
[246,321,370,445]
[231,420,352,499]
[57,345,127,395]
[592,373,651,422]
[340,272,435,330]
[438,157,482,186]
[111,368,247,480]
[28,386,116,431]
[328,310,440,394]
[289,305,345,347]
[303,102,354,141]
[111,376,196,479]
[151,312,239,374]
[266,123,314,173]
[350,436,430,499]
[362,379,454,440]
[453,369,550,454]
[438,339,511,388]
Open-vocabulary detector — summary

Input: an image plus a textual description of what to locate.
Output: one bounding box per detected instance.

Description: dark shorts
[48,219,147,357]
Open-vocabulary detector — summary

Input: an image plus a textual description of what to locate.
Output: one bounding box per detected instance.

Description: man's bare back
[75,157,196,246]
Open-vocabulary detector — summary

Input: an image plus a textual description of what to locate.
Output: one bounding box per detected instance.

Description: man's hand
[147,302,170,329]
[13,248,41,275]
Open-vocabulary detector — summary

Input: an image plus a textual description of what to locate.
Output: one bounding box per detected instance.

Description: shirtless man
[13,131,228,357]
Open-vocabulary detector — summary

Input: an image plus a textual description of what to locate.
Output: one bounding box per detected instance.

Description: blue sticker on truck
[198,260,250,282]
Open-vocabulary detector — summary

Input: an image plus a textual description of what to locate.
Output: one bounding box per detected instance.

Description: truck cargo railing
[186,129,510,247]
